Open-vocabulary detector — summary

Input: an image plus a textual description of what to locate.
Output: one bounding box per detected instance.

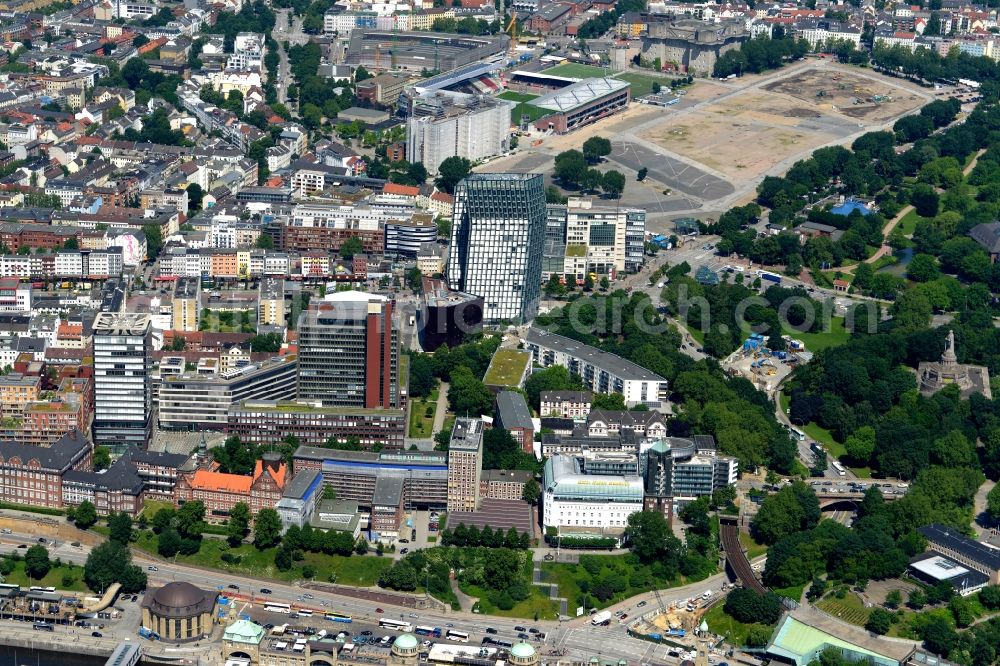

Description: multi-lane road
[0,527,725,664]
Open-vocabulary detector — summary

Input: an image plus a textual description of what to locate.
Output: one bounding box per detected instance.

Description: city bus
[831,461,847,476]
[264,602,292,614]
[415,626,441,638]
[483,637,513,649]
[325,612,352,624]
[445,630,469,643]
[296,609,313,617]
[29,586,56,593]
[379,619,413,632]
[33,622,54,632]
[790,428,806,441]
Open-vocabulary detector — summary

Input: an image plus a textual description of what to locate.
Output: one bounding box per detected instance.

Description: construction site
[722,333,811,392]
[761,67,923,122]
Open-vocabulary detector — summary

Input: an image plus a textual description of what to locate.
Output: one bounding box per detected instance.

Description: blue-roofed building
[293,446,449,511]
[831,199,871,216]
[275,469,325,532]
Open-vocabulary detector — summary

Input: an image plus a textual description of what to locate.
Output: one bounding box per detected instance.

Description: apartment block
[447,418,483,513]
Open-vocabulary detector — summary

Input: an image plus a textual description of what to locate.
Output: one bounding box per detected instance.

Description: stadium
[531,77,631,134]
[343,30,509,73]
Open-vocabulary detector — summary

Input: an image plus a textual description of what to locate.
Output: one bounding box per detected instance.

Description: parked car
[400,548,409,554]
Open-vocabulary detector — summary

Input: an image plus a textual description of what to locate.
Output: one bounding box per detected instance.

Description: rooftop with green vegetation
[483,349,531,388]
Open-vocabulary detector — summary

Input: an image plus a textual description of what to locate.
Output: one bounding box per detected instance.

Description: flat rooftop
[525,327,667,383]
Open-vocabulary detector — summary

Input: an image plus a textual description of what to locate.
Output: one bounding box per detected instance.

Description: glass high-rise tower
[447,173,546,324]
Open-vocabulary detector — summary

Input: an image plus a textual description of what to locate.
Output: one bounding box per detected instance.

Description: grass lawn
[466,583,559,620]
[408,388,439,438]
[895,209,927,237]
[131,531,391,587]
[816,592,871,626]
[3,560,88,592]
[614,72,663,97]
[870,254,900,272]
[684,322,706,347]
[199,310,256,333]
[780,390,845,459]
[782,316,851,353]
[738,532,768,559]
[143,498,174,518]
[703,604,772,647]
[544,63,607,79]
[498,91,538,103]
[773,583,807,602]
[483,348,531,387]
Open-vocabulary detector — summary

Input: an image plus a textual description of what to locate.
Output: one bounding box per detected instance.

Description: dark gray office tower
[447,173,546,324]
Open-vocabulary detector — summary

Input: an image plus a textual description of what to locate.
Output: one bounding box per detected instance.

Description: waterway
[874,247,914,276]
[0,646,108,666]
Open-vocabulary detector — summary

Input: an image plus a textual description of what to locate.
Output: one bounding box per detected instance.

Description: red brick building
[0,430,91,510]
[175,454,287,521]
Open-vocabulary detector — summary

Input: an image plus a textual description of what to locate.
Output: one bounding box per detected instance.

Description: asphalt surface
[0,526,720,664]
[608,141,735,201]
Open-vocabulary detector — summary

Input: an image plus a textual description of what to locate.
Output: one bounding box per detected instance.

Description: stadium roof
[531,77,630,112]
[412,61,504,94]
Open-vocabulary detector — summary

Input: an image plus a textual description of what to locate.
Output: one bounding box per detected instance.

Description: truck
[591,610,612,626]
[666,629,687,637]
[759,271,782,285]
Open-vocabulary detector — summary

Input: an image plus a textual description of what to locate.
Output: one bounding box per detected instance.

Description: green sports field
[543,62,609,79]
[498,91,539,103]
[540,64,668,97]
[498,90,549,121]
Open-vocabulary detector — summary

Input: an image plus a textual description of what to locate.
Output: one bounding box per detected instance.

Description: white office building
[542,454,644,537]
[543,199,646,282]
[406,95,512,175]
[447,173,546,324]
[93,312,152,450]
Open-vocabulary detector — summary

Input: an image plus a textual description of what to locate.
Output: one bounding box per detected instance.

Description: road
[0,526,714,664]
[272,8,308,107]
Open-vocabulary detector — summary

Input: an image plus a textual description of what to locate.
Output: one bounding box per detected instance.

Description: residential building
[495,391,535,455]
[0,278,30,312]
[524,328,668,405]
[447,174,546,324]
[540,390,593,419]
[92,312,152,450]
[447,417,483,513]
[406,95,512,175]
[258,277,285,328]
[176,454,287,521]
[157,357,299,431]
[227,401,407,450]
[171,276,200,332]
[297,292,402,409]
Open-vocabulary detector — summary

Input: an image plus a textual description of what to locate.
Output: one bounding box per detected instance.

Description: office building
[448,174,546,324]
[275,469,324,532]
[406,95,513,175]
[92,312,152,449]
[543,199,646,282]
[417,279,483,353]
[293,446,449,510]
[297,292,401,409]
[918,524,1000,584]
[542,454,643,538]
[642,436,737,518]
[227,400,407,450]
[447,417,484,513]
[0,430,91,511]
[524,327,668,405]
[480,469,532,501]
[171,276,200,332]
[157,357,299,431]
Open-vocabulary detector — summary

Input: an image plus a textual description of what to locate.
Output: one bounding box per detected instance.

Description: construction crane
[505,14,518,58]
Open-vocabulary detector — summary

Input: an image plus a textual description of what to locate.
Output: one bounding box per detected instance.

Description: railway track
[719,521,767,595]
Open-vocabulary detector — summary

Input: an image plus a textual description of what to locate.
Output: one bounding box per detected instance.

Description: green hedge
[0,501,65,516]
[546,535,618,549]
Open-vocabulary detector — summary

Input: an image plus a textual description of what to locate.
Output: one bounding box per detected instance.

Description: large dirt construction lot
[637,64,926,186]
